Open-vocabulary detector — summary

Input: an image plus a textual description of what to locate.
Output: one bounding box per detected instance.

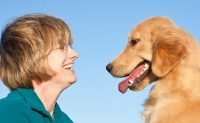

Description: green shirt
[0,88,73,123]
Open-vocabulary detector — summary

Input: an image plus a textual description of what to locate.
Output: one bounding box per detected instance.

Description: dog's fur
[106,16,200,123]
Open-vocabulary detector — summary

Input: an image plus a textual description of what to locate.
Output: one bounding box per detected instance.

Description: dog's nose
[106,63,113,72]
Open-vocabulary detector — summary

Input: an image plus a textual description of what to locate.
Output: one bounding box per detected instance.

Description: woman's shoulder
[0,97,30,111]
[0,97,34,123]
[0,90,30,112]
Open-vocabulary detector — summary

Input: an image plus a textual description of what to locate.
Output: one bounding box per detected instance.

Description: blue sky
[0,1,200,123]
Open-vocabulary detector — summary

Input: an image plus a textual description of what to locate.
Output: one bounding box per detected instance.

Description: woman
[0,14,78,123]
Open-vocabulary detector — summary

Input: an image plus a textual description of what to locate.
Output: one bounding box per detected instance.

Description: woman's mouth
[63,64,74,69]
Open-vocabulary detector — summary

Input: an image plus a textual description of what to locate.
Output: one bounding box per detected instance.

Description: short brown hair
[0,14,73,90]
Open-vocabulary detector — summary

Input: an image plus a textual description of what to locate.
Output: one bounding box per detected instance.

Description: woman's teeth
[63,64,74,69]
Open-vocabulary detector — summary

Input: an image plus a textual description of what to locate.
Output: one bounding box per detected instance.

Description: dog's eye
[130,39,139,45]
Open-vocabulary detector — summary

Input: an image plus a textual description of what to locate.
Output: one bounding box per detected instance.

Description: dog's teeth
[136,83,140,86]
[129,80,133,84]
[144,63,149,68]
[129,80,134,86]
[135,79,140,86]
[140,71,144,75]
[143,67,147,71]
[137,74,140,77]
[143,63,149,71]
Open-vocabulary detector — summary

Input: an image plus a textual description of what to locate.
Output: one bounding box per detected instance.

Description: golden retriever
[106,16,200,123]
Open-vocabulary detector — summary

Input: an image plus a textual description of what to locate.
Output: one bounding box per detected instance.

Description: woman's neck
[32,80,62,117]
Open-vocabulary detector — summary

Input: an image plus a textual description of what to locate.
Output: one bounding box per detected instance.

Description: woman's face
[46,45,78,89]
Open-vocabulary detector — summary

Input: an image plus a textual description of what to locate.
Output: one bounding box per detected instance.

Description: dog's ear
[151,30,187,77]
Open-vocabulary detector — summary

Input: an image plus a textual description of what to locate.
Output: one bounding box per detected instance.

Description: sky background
[0,1,200,123]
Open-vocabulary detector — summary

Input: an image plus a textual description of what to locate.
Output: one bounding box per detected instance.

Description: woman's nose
[68,46,78,59]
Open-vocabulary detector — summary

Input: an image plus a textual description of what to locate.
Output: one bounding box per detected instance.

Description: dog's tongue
[118,63,144,94]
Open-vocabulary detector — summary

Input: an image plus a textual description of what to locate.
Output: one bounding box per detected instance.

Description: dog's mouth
[118,61,151,94]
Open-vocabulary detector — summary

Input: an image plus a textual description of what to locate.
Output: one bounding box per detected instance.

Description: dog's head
[106,16,187,93]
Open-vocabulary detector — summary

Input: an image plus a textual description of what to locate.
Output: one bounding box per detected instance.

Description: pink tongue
[118,63,144,94]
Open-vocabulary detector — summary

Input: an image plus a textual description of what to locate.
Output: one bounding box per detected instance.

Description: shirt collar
[16,88,54,120]
[54,103,64,122]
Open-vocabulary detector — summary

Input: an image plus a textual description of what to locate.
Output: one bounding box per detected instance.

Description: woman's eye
[58,47,64,50]
[55,46,65,50]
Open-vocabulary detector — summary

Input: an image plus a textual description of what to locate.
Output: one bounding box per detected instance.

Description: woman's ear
[151,30,187,77]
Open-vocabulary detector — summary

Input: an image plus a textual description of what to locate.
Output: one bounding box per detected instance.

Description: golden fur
[107,16,200,123]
